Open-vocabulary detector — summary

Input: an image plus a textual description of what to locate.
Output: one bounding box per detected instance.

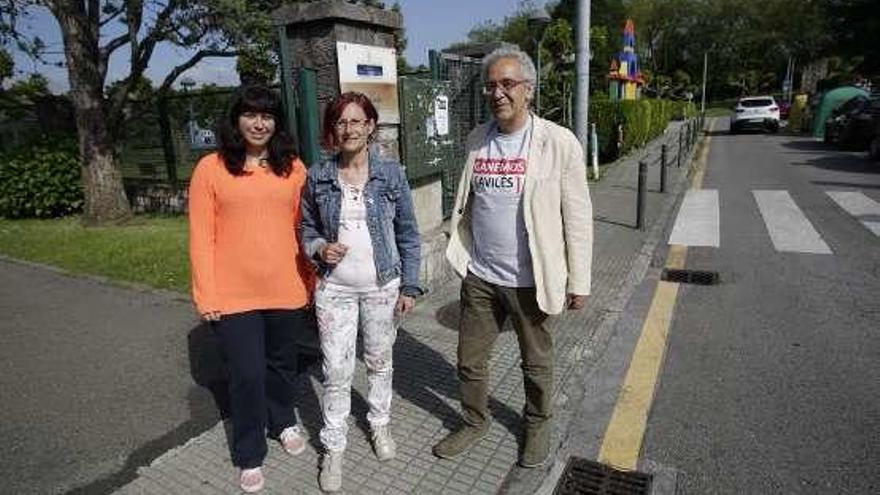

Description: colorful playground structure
[608,19,645,101]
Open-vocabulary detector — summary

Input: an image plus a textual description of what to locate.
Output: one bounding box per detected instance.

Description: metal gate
[399,77,457,192]
[426,50,490,217]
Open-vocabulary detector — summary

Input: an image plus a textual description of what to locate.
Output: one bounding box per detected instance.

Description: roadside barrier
[635,114,705,230]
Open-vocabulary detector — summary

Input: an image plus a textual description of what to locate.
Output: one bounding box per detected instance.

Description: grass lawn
[0,216,190,293]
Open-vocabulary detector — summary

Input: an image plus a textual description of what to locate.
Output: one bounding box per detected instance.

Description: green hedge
[590,99,622,162]
[588,98,696,162]
[0,139,84,218]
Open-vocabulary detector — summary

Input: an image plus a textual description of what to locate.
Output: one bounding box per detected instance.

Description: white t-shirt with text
[468,117,535,287]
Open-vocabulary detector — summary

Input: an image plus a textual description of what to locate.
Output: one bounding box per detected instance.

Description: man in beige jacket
[433,46,593,468]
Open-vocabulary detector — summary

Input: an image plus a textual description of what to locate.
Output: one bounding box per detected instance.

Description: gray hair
[481,46,537,85]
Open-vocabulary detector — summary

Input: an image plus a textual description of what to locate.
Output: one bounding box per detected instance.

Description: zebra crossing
[753,190,832,254]
[668,189,880,253]
[668,190,720,247]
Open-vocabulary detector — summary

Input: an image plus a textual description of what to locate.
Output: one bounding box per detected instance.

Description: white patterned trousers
[315,280,399,452]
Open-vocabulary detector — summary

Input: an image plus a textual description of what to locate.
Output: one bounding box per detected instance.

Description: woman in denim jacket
[300,92,421,493]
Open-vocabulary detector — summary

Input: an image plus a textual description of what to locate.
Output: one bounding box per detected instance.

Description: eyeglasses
[333,119,369,130]
[482,78,529,94]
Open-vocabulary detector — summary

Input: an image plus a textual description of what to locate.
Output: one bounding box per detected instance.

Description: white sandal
[239,467,264,493]
[280,426,307,456]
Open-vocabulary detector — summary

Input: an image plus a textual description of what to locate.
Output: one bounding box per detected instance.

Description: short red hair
[321,92,380,150]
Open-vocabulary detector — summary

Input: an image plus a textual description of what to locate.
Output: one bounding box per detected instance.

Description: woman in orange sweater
[188,85,312,493]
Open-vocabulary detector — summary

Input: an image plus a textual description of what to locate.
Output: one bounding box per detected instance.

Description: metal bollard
[688,120,694,149]
[637,160,647,230]
[660,144,668,193]
[590,122,599,180]
[677,129,683,168]
[688,119,697,150]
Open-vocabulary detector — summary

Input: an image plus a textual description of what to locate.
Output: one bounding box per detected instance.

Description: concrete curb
[501,121,704,495]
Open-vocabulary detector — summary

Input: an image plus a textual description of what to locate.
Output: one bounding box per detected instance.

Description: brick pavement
[116,120,701,495]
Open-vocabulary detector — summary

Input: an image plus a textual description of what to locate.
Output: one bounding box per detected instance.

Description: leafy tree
[7,71,48,98]
[0,0,328,224]
[464,0,848,104]
[0,49,68,143]
[821,0,880,75]
[551,0,626,98]
[0,67,52,119]
[0,1,253,223]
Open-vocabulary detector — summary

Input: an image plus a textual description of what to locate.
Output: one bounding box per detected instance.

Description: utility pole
[528,8,552,116]
[784,56,795,103]
[700,51,708,114]
[782,56,791,101]
[574,0,591,162]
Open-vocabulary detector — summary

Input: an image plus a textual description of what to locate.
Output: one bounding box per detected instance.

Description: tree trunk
[76,100,132,225]
[53,2,132,225]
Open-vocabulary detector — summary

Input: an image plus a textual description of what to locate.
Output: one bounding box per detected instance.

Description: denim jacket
[300,151,423,296]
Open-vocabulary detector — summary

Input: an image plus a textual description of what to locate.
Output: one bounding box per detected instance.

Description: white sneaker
[279,425,306,456]
[319,450,343,493]
[371,424,396,461]
[239,467,264,493]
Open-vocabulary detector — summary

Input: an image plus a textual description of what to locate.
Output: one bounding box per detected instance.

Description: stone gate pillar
[273,0,451,291]
[272,0,403,159]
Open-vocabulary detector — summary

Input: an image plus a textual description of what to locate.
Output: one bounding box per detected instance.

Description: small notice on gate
[434,95,449,137]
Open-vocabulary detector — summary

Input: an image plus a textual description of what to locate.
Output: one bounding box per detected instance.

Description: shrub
[590,97,623,162]
[0,139,84,218]
[671,100,697,120]
[589,98,693,162]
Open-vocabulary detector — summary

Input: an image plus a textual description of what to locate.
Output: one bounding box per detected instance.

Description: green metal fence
[427,50,489,217]
[119,87,237,185]
[398,77,456,184]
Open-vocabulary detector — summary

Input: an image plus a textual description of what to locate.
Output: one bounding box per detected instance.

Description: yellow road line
[597,119,714,471]
[597,278,679,470]
[666,244,687,270]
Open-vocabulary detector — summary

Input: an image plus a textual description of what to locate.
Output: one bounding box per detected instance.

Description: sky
[7,0,553,93]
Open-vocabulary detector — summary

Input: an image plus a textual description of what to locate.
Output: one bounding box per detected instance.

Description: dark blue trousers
[215,309,307,468]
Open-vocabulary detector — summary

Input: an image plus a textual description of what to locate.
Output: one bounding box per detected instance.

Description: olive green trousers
[456,271,554,428]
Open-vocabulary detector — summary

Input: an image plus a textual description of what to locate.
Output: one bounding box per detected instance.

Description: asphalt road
[0,261,225,494]
[641,123,880,493]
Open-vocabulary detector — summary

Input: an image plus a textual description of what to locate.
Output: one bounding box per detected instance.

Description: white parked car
[730,96,780,133]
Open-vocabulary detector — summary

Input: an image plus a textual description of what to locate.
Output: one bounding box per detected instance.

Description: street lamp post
[700,52,708,115]
[527,8,552,116]
[575,0,592,176]
[180,77,196,144]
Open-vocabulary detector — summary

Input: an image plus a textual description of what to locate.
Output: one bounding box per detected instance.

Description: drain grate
[661,268,719,285]
[553,457,652,495]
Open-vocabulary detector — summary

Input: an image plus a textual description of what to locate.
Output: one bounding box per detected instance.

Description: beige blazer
[445,115,594,315]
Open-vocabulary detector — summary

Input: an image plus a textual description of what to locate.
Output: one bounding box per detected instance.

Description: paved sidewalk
[115,120,700,495]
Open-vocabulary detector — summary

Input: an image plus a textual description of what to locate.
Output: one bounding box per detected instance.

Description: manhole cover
[661,268,719,285]
[553,457,652,495]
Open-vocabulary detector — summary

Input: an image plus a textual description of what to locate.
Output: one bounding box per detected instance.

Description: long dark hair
[217,85,297,177]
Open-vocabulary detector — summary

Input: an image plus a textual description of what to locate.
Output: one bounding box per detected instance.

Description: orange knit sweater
[188,153,313,315]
